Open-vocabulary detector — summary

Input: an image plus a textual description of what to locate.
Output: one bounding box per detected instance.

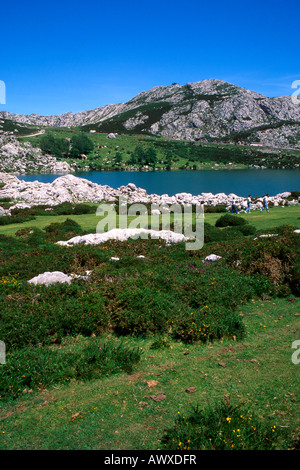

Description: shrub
[150,335,171,350]
[0,339,142,400]
[72,204,96,215]
[44,218,84,241]
[203,223,229,243]
[236,224,256,236]
[289,264,300,296]
[0,197,12,203]
[0,282,110,349]
[160,401,282,450]
[111,285,174,336]
[172,306,245,344]
[215,214,248,227]
[0,215,36,225]
[219,227,299,291]
[204,204,227,213]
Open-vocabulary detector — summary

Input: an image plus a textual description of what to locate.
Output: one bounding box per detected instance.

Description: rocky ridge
[1,79,300,148]
[0,134,73,174]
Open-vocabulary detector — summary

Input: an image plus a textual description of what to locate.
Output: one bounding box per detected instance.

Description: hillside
[1,79,300,148]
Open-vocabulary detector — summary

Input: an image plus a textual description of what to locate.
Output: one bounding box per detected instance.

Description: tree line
[39,133,94,158]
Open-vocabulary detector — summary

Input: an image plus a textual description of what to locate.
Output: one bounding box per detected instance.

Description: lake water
[18,169,300,197]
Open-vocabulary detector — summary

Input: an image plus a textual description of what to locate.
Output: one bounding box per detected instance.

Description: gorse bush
[11,202,96,217]
[204,204,227,213]
[220,225,299,290]
[215,213,248,227]
[44,218,85,241]
[160,401,282,450]
[0,338,142,400]
[0,282,109,349]
[171,307,245,344]
[0,225,297,353]
[235,224,256,236]
[0,215,36,225]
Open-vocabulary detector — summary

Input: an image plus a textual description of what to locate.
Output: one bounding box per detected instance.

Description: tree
[70,134,94,158]
[129,146,157,167]
[40,134,69,158]
[115,151,123,164]
[144,147,157,167]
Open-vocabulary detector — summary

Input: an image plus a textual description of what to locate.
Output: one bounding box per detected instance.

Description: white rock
[28,271,72,286]
[56,228,189,247]
[203,254,222,263]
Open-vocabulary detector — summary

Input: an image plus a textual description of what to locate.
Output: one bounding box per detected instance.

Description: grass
[0,297,298,450]
[21,126,300,171]
[0,203,298,450]
[0,204,299,238]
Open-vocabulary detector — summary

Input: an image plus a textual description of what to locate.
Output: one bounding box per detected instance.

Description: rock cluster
[0,135,73,174]
[56,228,189,247]
[0,173,298,213]
[28,270,92,286]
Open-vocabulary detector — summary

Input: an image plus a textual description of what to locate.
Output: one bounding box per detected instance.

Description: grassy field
[22,127,300,171]
[0,205,299,238]
[0,204,299,450]
[0,298,299,450]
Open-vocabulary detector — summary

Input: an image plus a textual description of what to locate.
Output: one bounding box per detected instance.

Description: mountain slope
[1,79,300,148]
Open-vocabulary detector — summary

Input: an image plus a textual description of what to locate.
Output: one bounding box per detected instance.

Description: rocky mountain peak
[1,79,300,148]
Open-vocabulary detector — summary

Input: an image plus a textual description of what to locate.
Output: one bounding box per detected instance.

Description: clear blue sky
[1,0,299,115]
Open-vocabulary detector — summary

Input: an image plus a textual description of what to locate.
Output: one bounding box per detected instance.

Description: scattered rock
[149,392,166,402]
[138,401,149,407]
[142,380,159,388]
[28,270,92,286]
[185,387,197,393]
[203,254,222,263]
[218,362,227,367]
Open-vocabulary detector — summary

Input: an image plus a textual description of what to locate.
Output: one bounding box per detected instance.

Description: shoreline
[0,172,299,212]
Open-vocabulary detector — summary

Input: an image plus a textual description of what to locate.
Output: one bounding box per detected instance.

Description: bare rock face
[0,134,73,174]
[1,79,300,148]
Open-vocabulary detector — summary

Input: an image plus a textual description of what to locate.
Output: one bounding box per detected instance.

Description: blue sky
[0,0,299,115]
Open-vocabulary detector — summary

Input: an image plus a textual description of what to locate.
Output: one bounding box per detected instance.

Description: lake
[18,169,300,197]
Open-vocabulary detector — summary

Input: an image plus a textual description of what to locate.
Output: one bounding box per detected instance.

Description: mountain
[1,79,300,148]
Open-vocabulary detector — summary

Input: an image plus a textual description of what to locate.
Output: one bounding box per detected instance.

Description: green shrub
[0,339,142,400]
[203,223,229,243]
[0,197,12,203]
[0,282,110,349]
[236,224,256,236]
[204,204,227,213]
[72,204,96,215]
[215,214,248,227]
[160,401,282,450]
[111,285,175,336]
[150,335,171,350]
[172,306,245,344]
[0,215,36,225]
[44,218,84,241]
[289,264,300,296]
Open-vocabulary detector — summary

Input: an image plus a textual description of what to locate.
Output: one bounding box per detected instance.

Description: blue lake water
[18,169,300,197]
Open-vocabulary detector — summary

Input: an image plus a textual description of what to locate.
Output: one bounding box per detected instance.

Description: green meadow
[0,203,299,450]
[22,127,300,171]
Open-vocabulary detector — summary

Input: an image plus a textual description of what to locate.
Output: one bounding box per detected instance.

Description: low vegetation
[0,205,299,450]
[24,127,300,171]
